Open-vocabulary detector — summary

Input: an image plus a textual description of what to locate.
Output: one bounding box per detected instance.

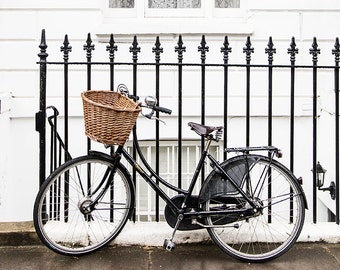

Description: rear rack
[225,146,282,158]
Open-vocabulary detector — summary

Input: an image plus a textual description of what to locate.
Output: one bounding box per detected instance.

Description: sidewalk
[0,243,339,269]
[0,221,339,269]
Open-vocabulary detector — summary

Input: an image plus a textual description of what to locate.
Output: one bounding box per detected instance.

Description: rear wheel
[203,155,305,262]
[33,154,134,256]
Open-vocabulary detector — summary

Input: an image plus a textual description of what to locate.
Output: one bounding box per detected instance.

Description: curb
[1,221,339,246]
[0,222,40,246]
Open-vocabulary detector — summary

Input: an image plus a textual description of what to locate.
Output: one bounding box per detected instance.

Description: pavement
[0,221,340,269]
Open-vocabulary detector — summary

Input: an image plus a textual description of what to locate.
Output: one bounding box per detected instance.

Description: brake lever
[152,116,166,125]
[142,110,166,124]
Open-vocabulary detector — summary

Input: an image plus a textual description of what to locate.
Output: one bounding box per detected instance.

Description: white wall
[0,0,339,222]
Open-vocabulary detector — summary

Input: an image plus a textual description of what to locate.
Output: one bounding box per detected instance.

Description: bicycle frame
[96,129,262,223]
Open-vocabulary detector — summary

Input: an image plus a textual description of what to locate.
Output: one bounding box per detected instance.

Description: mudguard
[199,155,258,204]
[199,154,308,209]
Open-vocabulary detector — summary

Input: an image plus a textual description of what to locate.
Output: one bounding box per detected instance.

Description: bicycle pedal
[163,239,176,251]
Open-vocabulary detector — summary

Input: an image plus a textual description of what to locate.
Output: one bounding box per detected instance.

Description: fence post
[265,37,276,148]
[287,37,299,174]
[310,37,320,223]
[221,36,232,160]
[152,36,163,221]
[198,35,209,183]
[130,36,140,221]
[83,33,95,153]
[332,38,340,224]
[60,35,72,162]
[175,35,186,189]
[106,34,118,91]
[36,29,48,186]
[243,37,254,147]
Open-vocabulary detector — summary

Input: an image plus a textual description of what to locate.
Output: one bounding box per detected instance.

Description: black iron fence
[36,29,340,224]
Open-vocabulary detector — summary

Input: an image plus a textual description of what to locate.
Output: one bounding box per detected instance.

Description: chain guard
[164,194,204,231]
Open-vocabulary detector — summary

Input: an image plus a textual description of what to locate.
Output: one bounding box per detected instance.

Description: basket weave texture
[81,90,141,146]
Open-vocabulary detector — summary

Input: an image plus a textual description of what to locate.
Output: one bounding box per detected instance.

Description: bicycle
[33,85,307,263]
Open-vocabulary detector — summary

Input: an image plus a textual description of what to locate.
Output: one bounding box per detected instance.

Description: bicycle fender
[199,155,256,204]
[199,155,308,209]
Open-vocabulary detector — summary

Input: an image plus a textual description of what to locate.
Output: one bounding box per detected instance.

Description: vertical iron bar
[175,35,186,189]
[130,36,140,222]
[152,36,163,221]
[83,33,95,153]
[37,29,48,187]
[61,36,72,222]
[106,34,118,222]
[243,37,254,147]
[265,37,276,148]
[198,35,209,183]
[107,34,118,91]
[332,38,340,224]
[221,36,232,160]
[288,37,299,224]
[265,37,276,224]
[83,33,95,222]
[310,37,320,224]
[288,37,298,173]
[60,35,72,163]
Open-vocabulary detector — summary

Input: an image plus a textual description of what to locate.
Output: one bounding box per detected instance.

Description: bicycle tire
[202,154,305,262]
[33,153,134,256]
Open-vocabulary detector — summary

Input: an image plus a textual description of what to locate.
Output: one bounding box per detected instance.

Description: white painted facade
[0,0,340,228]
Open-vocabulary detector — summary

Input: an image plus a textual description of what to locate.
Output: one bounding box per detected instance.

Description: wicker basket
[81,90,141,146]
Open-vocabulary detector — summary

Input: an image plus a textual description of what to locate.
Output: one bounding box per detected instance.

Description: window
[100,0,249,36]
[109,0,240,9]
[125,141,223,221]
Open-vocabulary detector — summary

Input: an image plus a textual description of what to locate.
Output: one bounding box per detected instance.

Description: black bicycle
[33,85,307,262]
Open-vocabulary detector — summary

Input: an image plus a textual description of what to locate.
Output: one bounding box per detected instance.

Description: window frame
[99,0,251,36]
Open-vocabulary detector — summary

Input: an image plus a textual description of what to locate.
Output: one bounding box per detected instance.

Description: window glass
[215,0,240,8]
[109,0,134,8]
[148,0,201,8]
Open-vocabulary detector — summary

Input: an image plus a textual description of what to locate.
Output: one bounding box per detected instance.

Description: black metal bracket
[319,181,336,200]
[35,110,45,133]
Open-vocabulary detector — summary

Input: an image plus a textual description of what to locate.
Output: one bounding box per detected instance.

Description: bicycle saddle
[188,122,223,136]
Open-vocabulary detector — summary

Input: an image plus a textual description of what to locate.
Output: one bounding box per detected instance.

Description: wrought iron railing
[36,29,340,224]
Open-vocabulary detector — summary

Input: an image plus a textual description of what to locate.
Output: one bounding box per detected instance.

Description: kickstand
[163,214,183,251]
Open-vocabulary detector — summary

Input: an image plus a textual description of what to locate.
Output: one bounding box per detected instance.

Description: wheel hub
[78,197,93,214]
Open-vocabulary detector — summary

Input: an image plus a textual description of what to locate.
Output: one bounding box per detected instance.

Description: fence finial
[175,35,186,63]
[243,36,254,62]
[83,33,95,60]
[38,29,48,60]
[309,37,320,63]
[61,35,72,61]
[221,36,232,63]
[265,36,276,63]
[288,37,299,63]
[106,34,118,61]
[332,37,340,63]
[198,35,209,62]
[152,36,163,62]
[130,36,141,62]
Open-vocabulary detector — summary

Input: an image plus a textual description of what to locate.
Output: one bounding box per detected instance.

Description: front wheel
[203,155,305,262]
[33,154,134,256]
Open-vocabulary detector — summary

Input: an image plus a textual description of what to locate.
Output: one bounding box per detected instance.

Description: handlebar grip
[153,106,172,115]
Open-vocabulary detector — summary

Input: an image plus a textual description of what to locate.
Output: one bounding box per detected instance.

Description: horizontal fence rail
[36,29,340,224]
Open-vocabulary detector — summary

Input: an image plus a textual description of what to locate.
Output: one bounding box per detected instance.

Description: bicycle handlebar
[152,105,172,115]
[117,83,172,115]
